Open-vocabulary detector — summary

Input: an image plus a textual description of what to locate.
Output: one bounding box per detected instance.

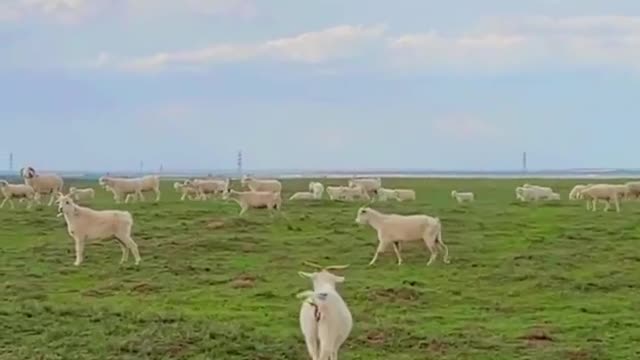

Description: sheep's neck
[365,212,386,230]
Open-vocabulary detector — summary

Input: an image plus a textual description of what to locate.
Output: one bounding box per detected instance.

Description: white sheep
[355,207,450,266]
[55,192,141,266]
[569,184,590,200]
[523,183,554,193]
[515,186,557,202]
[580,184,621,212]
[173,182,199,201]
[289,192,317,201]
[99,175,161,203]
[222,189,282,216]
[241,175,282,193]
[20,166,64,206]
[297,262,352,360]
[393,189,416,202]
[451,190,475,203]
[348,177,381,197]
[188,178,230,199]
[0,180,37,209]
[624,181,640,199]
[68,187,95,201]
[309,182,325,199]
[376,188,399,202]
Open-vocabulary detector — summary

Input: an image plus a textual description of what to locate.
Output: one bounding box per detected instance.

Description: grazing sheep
[241,175,282,193]
[515,186,557,201]
[451,190,475,203]
[20,166,64,206]
[290,192,317,201]
[309,182,325,199]
[0,180,36,209]
[297,262,352,360]
[355,207,449,266]
[99,175,160,203]
[548,192,561,200]
[348,177,381,197]
[523,183,554,194]
[394,189,416,202]
[69,187,95,201]
[173,182,199,201]
[569,184,590,200]
[188,178,230,199]
[326,186,370,201]
[376,188,399,202]
[55,193,141,266]
[624,181,640,199]
[580,184,621,212]
[222,189,281,216]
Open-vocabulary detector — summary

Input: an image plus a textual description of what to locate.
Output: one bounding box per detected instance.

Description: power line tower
[522,151,528,173]
[9,152,13,172]
[139,160,144,174]
[237,150,243,177]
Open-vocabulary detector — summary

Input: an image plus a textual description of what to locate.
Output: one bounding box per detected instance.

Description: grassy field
[1,178,639,360]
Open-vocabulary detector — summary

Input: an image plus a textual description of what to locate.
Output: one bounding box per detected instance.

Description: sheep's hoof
[73,262,81,266]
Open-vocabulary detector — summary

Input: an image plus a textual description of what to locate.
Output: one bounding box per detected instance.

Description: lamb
[173,182,199,201]
[241,175,282,193]
[98,175,161,203]
[222,189,281,216]
[188,178,230,199]
[355,207,449,266]
[348,177,381,197]
[55,193,140,266]
[296,262,352,360]
[309,182,325,199]
[68,187,95,201]
[20,166,64,206]
[290,192,317,201]
[0,180,37,209]
[451,190,475,203]
[580,184,621,212]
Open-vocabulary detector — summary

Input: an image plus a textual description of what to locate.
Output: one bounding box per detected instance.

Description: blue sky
[1,0,639,172]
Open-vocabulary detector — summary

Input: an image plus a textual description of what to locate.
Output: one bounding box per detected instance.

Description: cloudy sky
[1,0,639,171]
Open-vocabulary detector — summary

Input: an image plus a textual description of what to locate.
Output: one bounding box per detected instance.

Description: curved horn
[324,264,350,271]
[302,261,324,270]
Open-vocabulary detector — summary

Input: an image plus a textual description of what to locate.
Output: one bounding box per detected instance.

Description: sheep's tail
[434,218,450,264]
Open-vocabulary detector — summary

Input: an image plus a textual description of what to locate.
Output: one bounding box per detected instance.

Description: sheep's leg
[154,189,160,202]
[303,335,319,360]
[136,191,145,202]
[614,197,620,212]
[425,239,438,266]
[8,199,15,210]
[47,192,56,206]
[603,199,610,212]
[239,206,248,216]
[118,234,140,265]
[0,197,7,209]
[180,193,187,201]
[332,350,339,360]
[73,237,85,266]
[591,199,597,212]
[392,242,403,265]
[117,240,129,264]
[368,241,387,266]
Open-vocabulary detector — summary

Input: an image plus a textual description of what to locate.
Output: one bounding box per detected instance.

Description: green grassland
[1,178,639,360]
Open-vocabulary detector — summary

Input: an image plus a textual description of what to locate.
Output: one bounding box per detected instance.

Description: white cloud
[97,24,387,72]
[388,16,640,72]
[0,0,98,24]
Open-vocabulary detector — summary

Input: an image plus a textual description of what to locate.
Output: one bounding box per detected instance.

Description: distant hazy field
[1,178,638,359]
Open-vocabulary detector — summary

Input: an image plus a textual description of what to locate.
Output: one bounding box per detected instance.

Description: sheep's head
[222,188,235,200]
[355,206,373,225]
[55,192,75,217]
[21,167,36,179]
[299,261,348,290]
[450,190,457,198]
[98,176,111,187]
[173,182,183,190]
[69,187,77,193]
[0,180,8,188]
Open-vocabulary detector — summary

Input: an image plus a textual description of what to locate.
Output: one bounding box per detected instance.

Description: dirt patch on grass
[567,349,594,360]
[364,330,387,345]
[129,282,158,294]
[230,274,257,289]
[519,328,554,347]
[418,339,450,354]
[206,220,225,229]
[370,287,421,302]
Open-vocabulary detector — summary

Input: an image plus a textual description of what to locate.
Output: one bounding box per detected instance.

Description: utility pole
[522,151,528,173]
[9,152,13,172]
[237,150,243,177]
[139,160,144,174]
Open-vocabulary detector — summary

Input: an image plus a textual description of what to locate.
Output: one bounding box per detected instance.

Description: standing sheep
[69,187,96,201]
[297,262,352,360]
[99,175,161,203]
[355,207,450,266]
[56,193,141,266]
[451,190,475,203]
[348,178,381,198]
[0,180,37,209]
[241,176,282,193]
[222,189,282,216]
[580,184,621,212]
[20,166,64,206]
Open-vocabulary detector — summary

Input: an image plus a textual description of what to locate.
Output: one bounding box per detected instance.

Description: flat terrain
[1,178,639,360]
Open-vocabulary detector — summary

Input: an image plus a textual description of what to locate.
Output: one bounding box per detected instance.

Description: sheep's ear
[334,275,345,283]
[298,271,313,279]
